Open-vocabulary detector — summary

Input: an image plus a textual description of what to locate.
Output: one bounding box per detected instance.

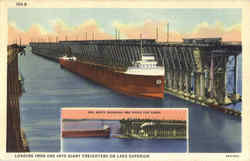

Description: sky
[8,8,241,44]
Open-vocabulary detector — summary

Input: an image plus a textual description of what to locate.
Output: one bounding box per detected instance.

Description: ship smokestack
[19,37,21,46]
[115,28,117,40]
[92,32,94,41]
[140,33,142,55]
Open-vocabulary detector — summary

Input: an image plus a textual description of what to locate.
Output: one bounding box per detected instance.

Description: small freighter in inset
[62,125,111,138]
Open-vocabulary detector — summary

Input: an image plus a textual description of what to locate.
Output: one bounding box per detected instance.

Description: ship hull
[59,59,165,99]
[62,128,111,138]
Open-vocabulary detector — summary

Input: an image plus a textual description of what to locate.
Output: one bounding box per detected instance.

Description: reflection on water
[19,51,241,152]
[63,137,187,153]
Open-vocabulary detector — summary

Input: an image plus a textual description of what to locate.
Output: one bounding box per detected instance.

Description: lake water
[19,50,241,152]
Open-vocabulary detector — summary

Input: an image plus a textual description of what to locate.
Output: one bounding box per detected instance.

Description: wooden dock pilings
[7,44,29,152]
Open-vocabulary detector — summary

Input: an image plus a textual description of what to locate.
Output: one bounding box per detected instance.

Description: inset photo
[61,108,188,153]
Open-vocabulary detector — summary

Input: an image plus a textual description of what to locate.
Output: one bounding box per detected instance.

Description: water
[19,51,241,152]
[63,137,187,153]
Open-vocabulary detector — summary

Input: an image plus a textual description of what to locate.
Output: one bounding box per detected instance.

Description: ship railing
[128,65,164,71]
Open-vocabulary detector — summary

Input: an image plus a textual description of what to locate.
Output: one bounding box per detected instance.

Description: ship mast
[101,120,104,128]
[19,37,21,47]
[167,23,169,43]
[156,24,159,41]
[140,33,143,55]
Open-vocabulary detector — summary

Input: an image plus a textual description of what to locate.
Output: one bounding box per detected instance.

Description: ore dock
[29,37,242,117]
[119,119,186,139]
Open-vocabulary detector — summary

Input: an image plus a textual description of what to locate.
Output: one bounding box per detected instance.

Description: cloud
[112,19,182,41]
[48,18,113,41]
[8,19,241,45]
[8,22,24,44]
[8,22,49,45]
[8,19,114,45]
[183,21,241,42]
[223,24,241,42]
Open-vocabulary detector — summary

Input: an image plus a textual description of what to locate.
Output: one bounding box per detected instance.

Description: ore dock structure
[29,37,242,116]
[7,44,29,152]
[119,119,186,139]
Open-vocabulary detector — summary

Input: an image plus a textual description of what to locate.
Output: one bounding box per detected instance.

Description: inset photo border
[60,108,188,153]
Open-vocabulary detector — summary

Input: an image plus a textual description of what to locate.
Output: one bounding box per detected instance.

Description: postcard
[0,0,249,161]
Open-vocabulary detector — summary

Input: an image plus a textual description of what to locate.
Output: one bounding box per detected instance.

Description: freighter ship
[59,42,165,99]
[30,39,165,99]
[62,125,111,138]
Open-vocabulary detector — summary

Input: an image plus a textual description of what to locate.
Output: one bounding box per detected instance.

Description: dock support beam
[199,72,205,101]
[232,55,241,101]
[183,72,191,98]
[234,55,237,95]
